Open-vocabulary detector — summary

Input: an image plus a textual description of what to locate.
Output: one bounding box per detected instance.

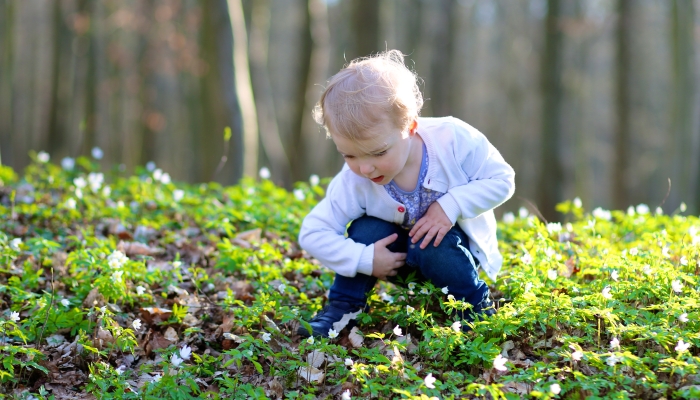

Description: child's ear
[408,119,418,135]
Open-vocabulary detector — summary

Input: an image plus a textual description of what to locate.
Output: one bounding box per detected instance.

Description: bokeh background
[1,0,698,220]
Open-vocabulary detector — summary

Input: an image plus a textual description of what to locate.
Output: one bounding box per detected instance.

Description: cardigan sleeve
[436,120,515,222]
[298,171,375,277]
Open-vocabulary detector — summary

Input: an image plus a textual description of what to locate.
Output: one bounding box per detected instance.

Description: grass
[0,152,698,399]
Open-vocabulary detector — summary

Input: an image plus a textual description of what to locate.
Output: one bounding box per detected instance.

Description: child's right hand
[371,233,407,280]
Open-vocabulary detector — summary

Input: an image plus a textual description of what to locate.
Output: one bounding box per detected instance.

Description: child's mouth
[370,175,384,183]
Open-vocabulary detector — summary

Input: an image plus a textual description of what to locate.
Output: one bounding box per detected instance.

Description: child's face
[331,118,418,185]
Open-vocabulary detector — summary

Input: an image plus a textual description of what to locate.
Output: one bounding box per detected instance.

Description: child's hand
[409,202,453,249]
[372,233,407,280]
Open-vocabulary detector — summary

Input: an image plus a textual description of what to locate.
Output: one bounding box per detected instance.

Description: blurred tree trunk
[228,0,258,178]
[287,0,313,182]
[299,0,332,180]
[613,0,632,210]
[669,0,696,211]
[0,0,14,166]
[350,0,380,59]
[536,0,564,221]
[249,0,291,186]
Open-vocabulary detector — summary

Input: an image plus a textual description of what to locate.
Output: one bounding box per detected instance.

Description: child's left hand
[409,202,453,249]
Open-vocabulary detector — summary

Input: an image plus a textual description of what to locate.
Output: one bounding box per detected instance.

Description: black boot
[297,301,366,338]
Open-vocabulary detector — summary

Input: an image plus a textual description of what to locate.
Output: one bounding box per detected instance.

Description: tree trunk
[613,0,632,210]
[536,0,564,221]
[249,0,292,186]
[669,0,696,212]
[227,0,258,178]
[350,0,380,59]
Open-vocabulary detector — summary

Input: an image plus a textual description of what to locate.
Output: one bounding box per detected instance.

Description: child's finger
[433,228,448,247]
[376,233,398,247]
[419,228,439,249]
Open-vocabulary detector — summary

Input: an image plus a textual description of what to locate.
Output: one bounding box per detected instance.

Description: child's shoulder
[419,116,483,143]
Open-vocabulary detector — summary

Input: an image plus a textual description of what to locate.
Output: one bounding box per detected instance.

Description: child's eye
[374,151,387,157]
[342,155,354,159]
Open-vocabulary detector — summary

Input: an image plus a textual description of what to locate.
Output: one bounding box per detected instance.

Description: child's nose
[359,163,375,175]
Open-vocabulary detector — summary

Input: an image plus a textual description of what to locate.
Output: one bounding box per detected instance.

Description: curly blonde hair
[313,50,424,140]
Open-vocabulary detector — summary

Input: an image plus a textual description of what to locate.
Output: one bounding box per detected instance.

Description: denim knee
[347,216,407,252]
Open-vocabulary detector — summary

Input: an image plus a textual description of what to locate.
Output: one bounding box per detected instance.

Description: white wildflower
[518,207,529,218]
[610,337,620,349]
[132,319,142,330]
[406,305,415,314]
[306,337,314,345]
[380,292,394,304]
[592,207,612,221]
[636,204,649,214]
[502,212,515,224]
[680,256,688,266]
[344,358,353,366]
[171,353,183,367]
[87,172,103,192]
[672,280,683,293]
[259,167,271,179]
[643,264,652,275]
[146,161,156,171]
[61,157,75,170]
[309,174,320,186]
[550,383,562,395]
[60,299,70,308]
[629,247,638,256]
[151,373,162,382]
[521,253,533,265]
[278,283,286,294]
[341,390,351,400]
[602,286,612,299]
[160,173,171,185]
[441,286,449,294]
[136,286,146,295]
[447,294,455,301]
[153,169,163,181]
[547,222,562,233]
[573,197,582,208]
[393,325,403,337]
[424,373,436,389]
[112,270,123,283]
[108,250,128,269]
[102,186,111,197]
[679,313,688,323]
[91,147,104,160]
[65,198,77,210]
[293,189,305,201]
[606,354,620,366]
[9,238,22,251]
[408,282,416,291]
[420,288,430,295]
[587,219,596,229]
[37,151,50,163]
[116,365,126,375]
[74,176,87,189]
[571,350,583,361]
[493,354,508,371]
[173,189,184,202]
[451,321,462,332]
[544,247,556,259]
[180,345,192,361]
[524,282,533,293]
[328,329,338,339]
[9,311,20,322]
[262,332,272,342]
[680,202,687,212]
[547,269,557,280]
[611,270,619,282]
[675,339,690,353]
[655,207,663,215]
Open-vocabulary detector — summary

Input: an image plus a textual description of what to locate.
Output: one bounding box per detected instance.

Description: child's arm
[299,172,404,278]
[435,120,515,224]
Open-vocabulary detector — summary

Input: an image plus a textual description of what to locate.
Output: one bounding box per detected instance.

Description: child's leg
[298,215,409,337]
[328,215,408,304]
[406,225,492,316]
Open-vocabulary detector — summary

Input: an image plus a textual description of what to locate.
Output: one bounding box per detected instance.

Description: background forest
[1,0,699,220]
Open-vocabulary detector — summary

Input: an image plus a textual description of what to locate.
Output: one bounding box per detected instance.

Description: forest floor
[0,156,698,399]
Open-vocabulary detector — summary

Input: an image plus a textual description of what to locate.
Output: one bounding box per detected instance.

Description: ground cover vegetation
[0,151,698,399]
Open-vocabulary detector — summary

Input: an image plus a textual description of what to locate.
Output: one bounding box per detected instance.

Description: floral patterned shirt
[385,143,446,229]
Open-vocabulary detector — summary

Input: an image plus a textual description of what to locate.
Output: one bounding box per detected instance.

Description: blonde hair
[313,50,423,140]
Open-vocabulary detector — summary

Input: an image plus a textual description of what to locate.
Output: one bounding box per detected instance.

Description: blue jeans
[328,215,490,307]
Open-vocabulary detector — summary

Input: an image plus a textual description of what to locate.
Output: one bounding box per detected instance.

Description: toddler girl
[297,50,515,337]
